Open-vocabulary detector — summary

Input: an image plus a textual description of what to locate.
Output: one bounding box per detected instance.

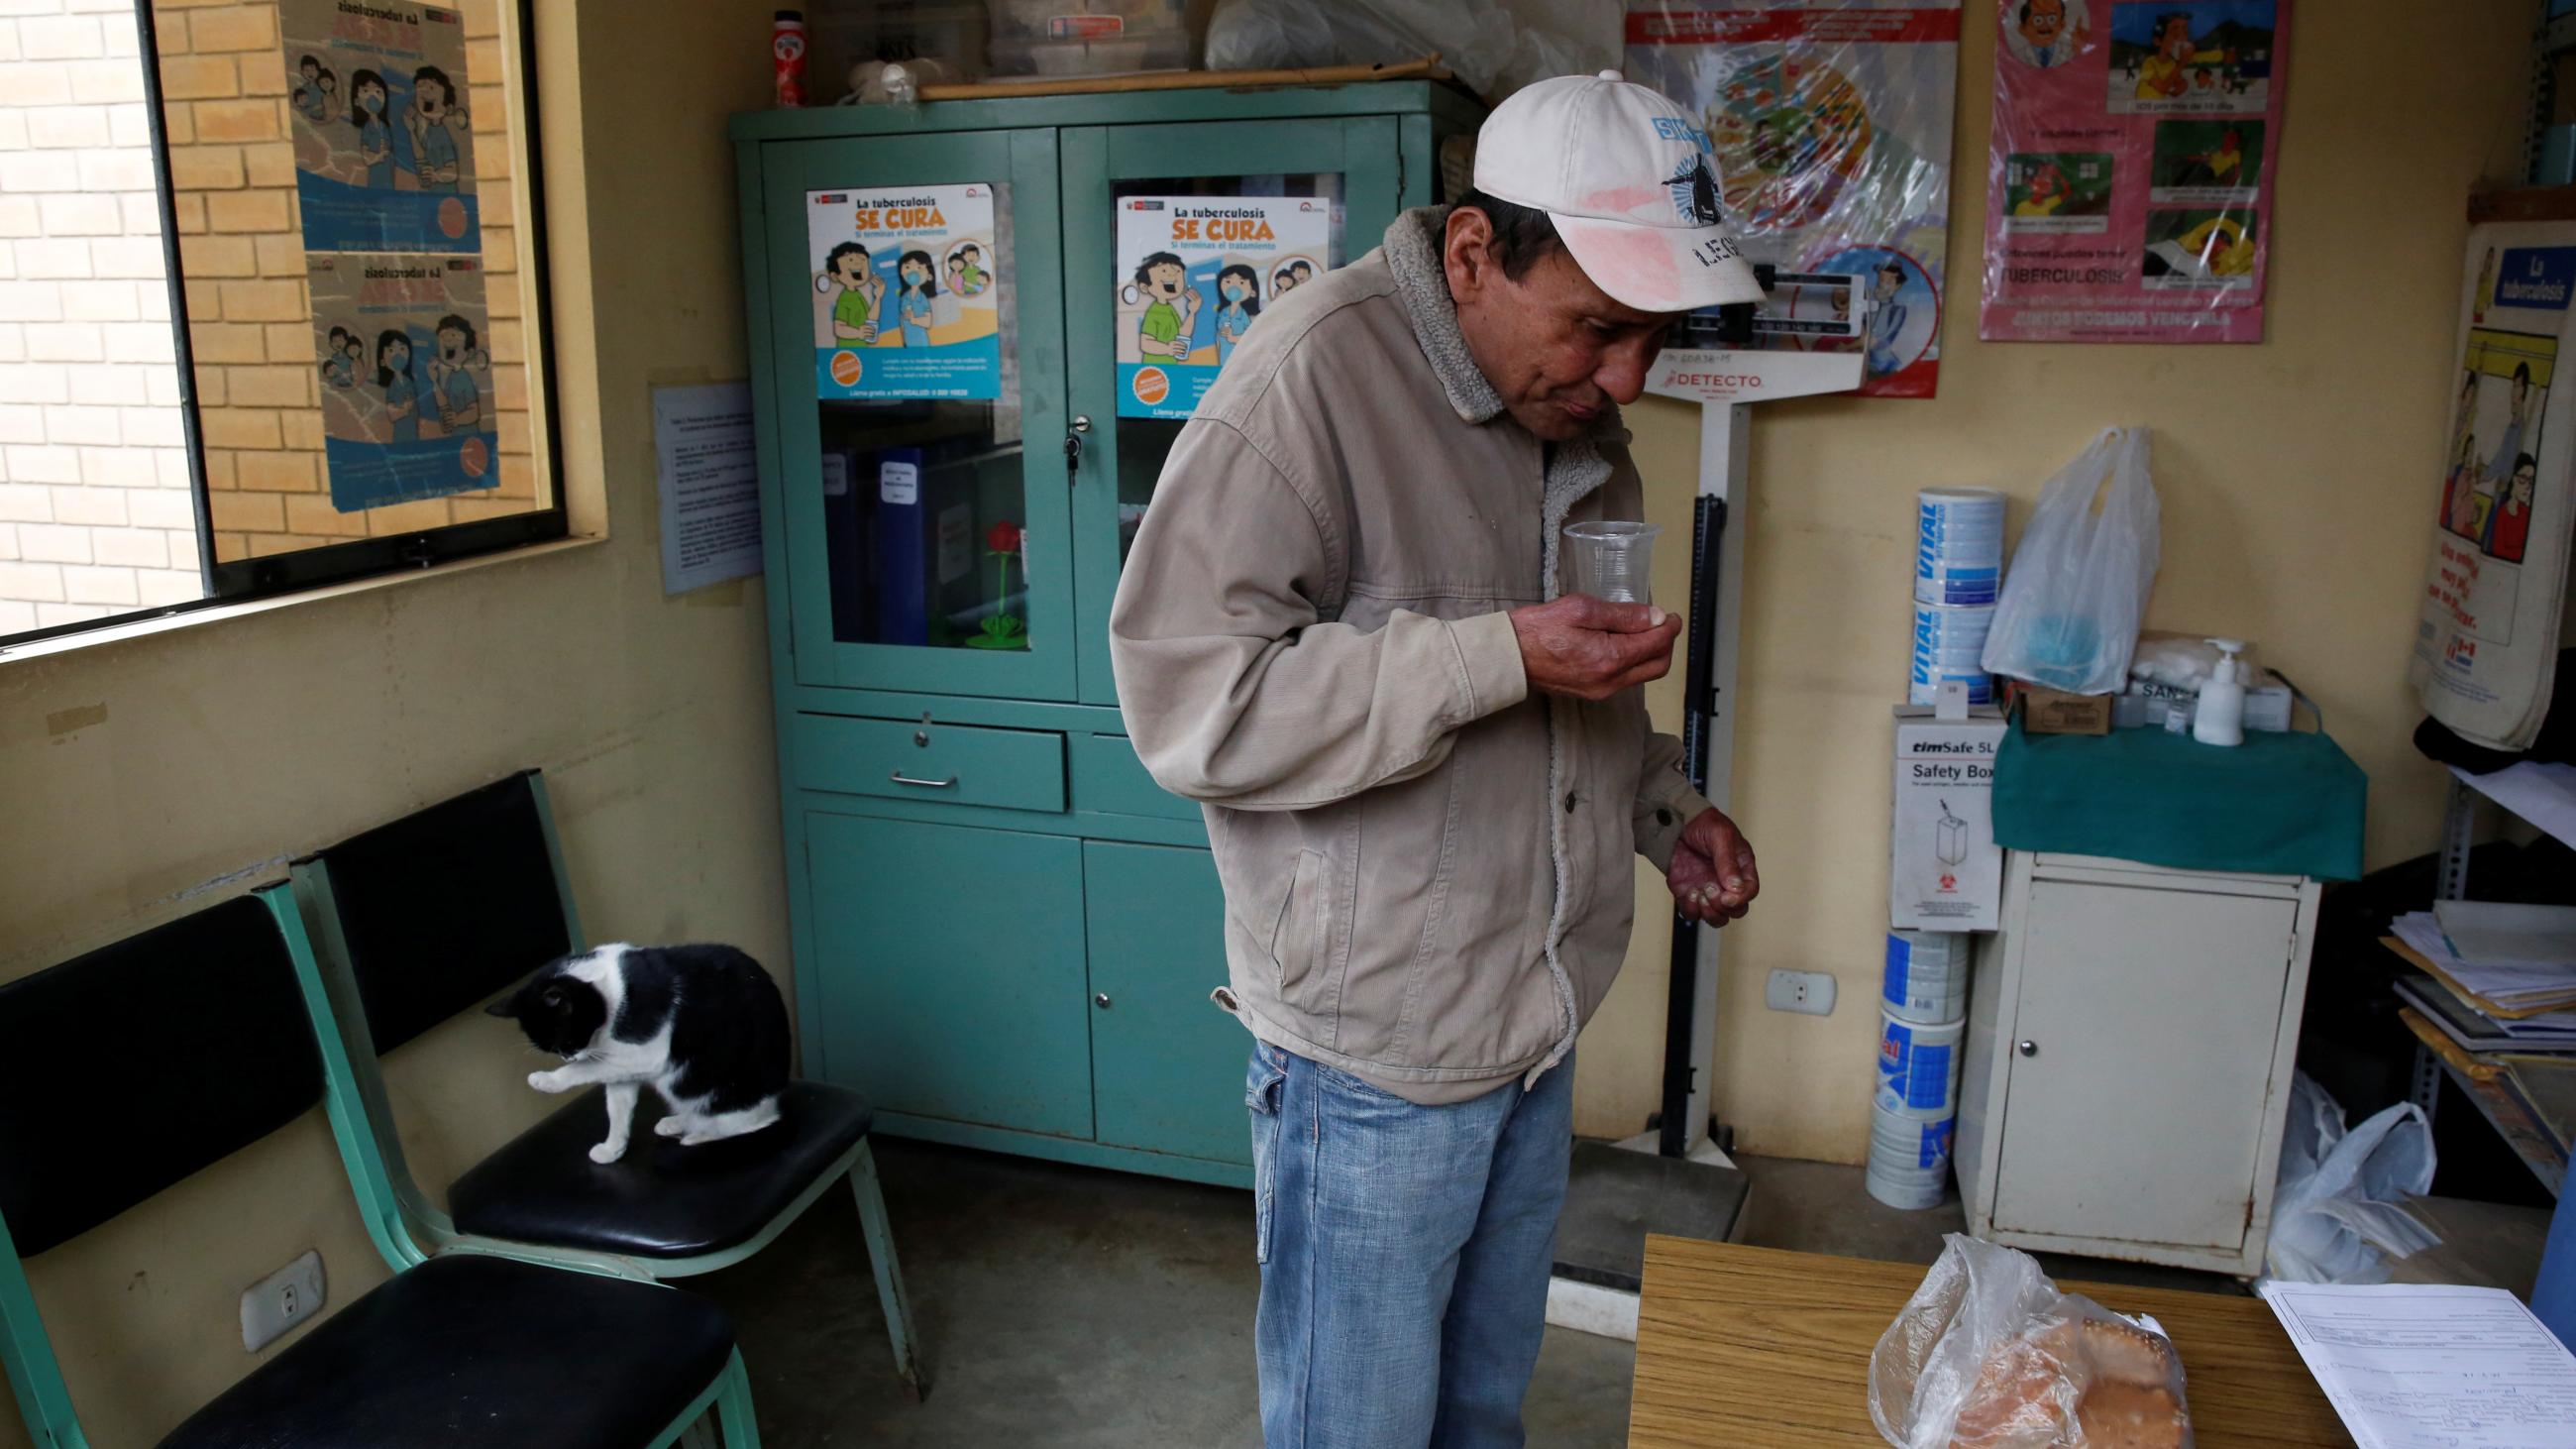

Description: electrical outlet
[241,1251,325,1353]
[1766,968,1837,1017]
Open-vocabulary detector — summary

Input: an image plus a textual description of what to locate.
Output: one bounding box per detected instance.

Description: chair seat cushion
[161,1254,733,1448]
[449,1080,874,1259]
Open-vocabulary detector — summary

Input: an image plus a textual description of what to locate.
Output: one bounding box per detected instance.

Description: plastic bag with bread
[1870,1234,2194,1449]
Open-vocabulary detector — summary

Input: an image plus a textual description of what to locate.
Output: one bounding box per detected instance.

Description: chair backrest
[0,896,323,1258]
[306,769,580,1056]
[0,893,330,1448]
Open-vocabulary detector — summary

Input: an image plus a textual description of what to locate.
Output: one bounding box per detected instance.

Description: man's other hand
[1667,808,1758,926]
[1508,595,1679,702]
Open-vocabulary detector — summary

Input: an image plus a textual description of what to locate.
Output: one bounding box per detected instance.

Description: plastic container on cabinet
[989,27,1191,75]
[988,0,1186,43]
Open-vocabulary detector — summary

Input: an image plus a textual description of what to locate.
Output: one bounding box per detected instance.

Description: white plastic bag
[1981,427,2162,695]
[2264,1072,2439,1284]
[1871,1235,2195,1449]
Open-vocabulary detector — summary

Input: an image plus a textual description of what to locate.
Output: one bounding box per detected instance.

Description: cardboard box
[2115,672,2296,732]
[1890,697,2005,932]
[2015,684,2112,735]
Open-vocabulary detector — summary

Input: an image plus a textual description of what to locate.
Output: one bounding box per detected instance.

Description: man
[1865,259,1910,377]
[823,242,882,345]
[2014,0,2085,68]
[1110,72,1763,1447]
[1130,250,1200,360]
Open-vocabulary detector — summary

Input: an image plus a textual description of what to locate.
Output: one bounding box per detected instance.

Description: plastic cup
[1563,521,1661,605]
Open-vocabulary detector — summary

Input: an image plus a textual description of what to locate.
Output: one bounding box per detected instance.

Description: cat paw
[589,1141,626,1165]
[528,1070,564,1092]
[654,1115,690,1138]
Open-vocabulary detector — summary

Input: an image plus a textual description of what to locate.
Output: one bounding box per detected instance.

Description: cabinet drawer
[797,714,1066,814]
[1071,733,1199,822]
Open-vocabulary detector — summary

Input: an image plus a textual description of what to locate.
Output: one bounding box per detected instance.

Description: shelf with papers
[2451,761,2576,853]
[2403,1005,2567,1198]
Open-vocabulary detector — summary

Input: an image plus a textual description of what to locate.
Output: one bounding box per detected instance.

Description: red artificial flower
[986,519,1022,554]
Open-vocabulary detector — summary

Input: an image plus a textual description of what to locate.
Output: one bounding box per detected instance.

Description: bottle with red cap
[772,10,807,108]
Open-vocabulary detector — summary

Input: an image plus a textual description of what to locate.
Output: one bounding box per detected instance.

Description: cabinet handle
[1095,992,1113,1009]
[2017,1040,2038,1058]
[889,772,958,789]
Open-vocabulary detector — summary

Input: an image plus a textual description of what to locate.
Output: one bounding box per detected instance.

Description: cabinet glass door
[1060,119,1401,706]
[762,130,1075,699]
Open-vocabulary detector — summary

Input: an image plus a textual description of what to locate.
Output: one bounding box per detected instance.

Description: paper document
[2453,762,2576,852]
[2259,1281,2576,1448]
[2394,976,2576,1051]
[2435,900,2576,970]
[2395,912,2576,1013]
[652,383,762,595]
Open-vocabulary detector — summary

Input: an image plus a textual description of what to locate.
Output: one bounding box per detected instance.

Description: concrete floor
[690,1137,2253,1446]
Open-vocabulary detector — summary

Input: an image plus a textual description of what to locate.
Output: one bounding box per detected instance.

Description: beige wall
[0,1,2545,1439]
[0,3,778,1444]
[1572,1,2536,1157]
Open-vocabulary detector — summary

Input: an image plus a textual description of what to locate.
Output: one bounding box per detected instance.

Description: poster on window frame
[2410,224,2576,751]
[1625,1,1960,398]
[279,0,480,254]
[1980,0,2291,344]
[1111,195,1333,420]
[805,182,1002,402]
[310,253,499,512]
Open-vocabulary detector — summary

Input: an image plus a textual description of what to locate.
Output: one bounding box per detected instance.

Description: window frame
[0,0,569,654]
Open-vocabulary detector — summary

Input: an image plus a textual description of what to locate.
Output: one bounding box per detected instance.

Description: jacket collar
[1384,205,1508,425]
[1382,207,1623,612]
[1382,206,1631,453]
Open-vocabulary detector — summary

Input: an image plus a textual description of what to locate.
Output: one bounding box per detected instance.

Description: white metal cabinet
[1956,853,2321,1276]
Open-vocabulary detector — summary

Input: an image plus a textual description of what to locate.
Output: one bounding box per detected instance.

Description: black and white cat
[485,943,791,1165]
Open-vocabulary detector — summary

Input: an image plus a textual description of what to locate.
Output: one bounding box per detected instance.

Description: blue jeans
[1246,1042,1574,1449]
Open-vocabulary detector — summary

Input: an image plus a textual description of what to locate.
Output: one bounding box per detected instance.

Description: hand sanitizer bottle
[2193,638,2247,747]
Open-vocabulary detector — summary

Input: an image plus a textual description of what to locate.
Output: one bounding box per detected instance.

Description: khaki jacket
[1108,207,1710,1103]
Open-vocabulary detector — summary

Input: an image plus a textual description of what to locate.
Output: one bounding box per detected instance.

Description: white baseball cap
[1470,70,1765,314]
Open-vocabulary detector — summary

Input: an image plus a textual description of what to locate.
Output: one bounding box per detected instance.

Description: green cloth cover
[1992,721,2367,881]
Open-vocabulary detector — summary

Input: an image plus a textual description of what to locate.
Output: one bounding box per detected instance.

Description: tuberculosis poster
[1980,0,2292,343]
[280,0,480,254]
[805,182,1003,401]
[310,253,499,512]
[1114,195,1332,419]
[2412,225,2576,750]
[1626,1,1961,398]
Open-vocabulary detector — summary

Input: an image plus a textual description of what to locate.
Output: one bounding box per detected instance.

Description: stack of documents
[2390,906,2576,1028]
[2387,905,2576,1171]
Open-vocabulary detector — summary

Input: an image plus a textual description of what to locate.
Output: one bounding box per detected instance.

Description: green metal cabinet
[734,83,1480,1187]
[1085,840,1240,1164]
[807,812,1095,1138]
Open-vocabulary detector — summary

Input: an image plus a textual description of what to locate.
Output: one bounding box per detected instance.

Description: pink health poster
[1980,0,2290,344]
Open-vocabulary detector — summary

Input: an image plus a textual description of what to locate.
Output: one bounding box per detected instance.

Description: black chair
[283,768,923,1394]
[0,890,763,1448]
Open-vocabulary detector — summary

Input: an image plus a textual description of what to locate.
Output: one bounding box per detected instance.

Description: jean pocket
[1312,1059,1406,1105]
[1245,1046,1287,1265]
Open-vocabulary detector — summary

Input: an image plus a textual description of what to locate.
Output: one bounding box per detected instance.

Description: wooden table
[1629,1237,2352,1447]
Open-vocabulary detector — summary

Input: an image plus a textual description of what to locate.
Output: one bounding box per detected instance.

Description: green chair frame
[0,885,763,1449]
[276,773,923,1394]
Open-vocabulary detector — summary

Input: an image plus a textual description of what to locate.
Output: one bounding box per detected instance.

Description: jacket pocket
[1268,848,1329,994]
[1244,1045,1288,1265]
